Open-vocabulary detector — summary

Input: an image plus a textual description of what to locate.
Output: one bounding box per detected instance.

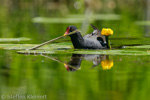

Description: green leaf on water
[135,21,150,26]
[32,14,121,24]
[0,44,37,50]
[0,43,72,50]
[17,49,150,55]
[17,50,56,55]
[68,14,121,20]
[33,17,87,23]
[0,38,31,42]
[123,45,150,49]
[1,43,150,55]
[72,49,150,55]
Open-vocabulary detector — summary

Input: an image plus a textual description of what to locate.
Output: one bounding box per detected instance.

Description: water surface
[0,46,150,100]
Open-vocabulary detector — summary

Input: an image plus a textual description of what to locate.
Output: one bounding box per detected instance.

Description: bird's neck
[70,32,84,48]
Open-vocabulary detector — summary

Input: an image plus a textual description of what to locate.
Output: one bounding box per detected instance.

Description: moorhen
[64,24,113,49]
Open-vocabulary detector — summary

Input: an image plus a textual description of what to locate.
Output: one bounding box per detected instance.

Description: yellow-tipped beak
[101,28,113,36]
[64,31,69,36]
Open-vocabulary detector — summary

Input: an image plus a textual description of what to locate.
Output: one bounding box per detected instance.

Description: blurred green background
[1,0,150,100]
[0,0,149,42]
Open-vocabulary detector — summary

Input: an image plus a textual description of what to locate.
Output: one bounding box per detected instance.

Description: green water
[1,0,150,100]
[1,49,150,100]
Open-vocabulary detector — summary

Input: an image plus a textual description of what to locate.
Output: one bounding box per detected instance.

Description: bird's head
[64,25,78,36]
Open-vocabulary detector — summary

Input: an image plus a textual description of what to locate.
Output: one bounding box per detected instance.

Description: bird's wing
[83,24,101,38]
[83,33,92,38]
[90,24,100,31]
[83,24,106,45]
[90,24,101,35]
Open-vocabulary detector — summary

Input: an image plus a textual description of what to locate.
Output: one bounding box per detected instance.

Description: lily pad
[68,14,121,20]
[17,50,56,55]
[135,21,150,26]
[123,45,150,49]
[0,43,72,50]
[1,43,150,55]
[32,14,121,24]
[0,44,37,50]
[0,38,31,42]
[33,17,87,23]
[17,49,150,56]
[72,49,150,55]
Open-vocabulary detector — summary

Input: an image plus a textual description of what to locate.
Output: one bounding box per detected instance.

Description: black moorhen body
[64,25,111,49]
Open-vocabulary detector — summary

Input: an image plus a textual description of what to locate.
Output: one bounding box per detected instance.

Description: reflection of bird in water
[100,56,113,70]
[83,54,101,68]
[66,54,113,71]
[101,60,113,70]
[64,54,82,71]
[42,54,113,72]
[41,54,79,71]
